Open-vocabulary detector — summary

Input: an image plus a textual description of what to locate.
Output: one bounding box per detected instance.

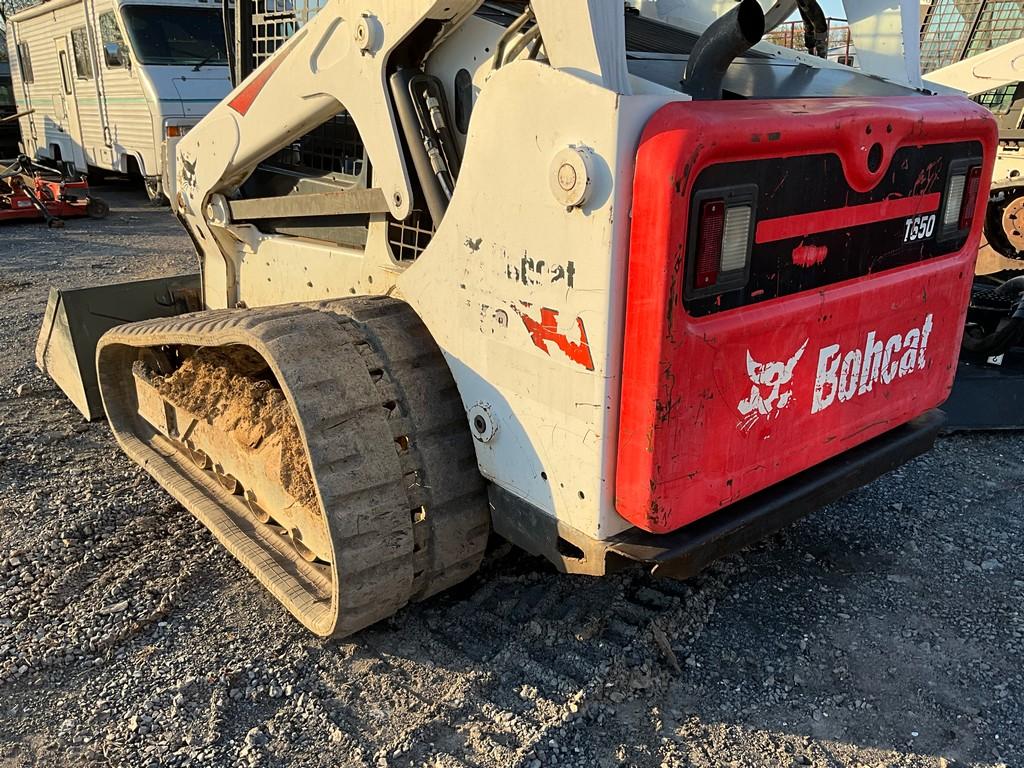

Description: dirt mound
[153,346,317,510]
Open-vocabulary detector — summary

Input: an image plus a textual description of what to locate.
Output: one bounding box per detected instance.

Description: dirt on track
[150,346,318,510]
[0,181,1022,768]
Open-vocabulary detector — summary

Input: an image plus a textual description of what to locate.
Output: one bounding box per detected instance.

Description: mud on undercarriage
[96,298,490,638]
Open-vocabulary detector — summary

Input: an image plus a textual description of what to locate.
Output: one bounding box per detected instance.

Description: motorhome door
[53,36,88,170]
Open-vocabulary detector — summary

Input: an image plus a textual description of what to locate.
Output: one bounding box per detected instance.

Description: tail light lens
[958,165,983,232]
[939,160,984,241]
[695,200,725,289]
[721,205,754,271]
[942,173,966,230]
[688,187,757,297]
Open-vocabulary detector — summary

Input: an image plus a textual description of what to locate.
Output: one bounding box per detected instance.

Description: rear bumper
[493,409,943,577]
[608,409,944,578]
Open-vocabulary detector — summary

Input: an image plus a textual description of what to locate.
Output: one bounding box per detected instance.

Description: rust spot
[647,498,669,530]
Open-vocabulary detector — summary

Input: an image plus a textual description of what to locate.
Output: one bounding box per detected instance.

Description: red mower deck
[1,156,108,227]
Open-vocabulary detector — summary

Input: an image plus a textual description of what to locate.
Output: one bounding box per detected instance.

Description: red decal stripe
[513,305,595,371]
[228,48,290,116]
[755,193,942,244]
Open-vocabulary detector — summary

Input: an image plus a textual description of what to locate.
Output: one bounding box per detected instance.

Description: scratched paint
[910,158,943,196]
[512,303,595,371]
[618,95,994,534]
[792,242,828,267]
[505,252,576,288]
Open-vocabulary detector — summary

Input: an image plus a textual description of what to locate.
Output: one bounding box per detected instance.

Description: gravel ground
[0,181,1022,768]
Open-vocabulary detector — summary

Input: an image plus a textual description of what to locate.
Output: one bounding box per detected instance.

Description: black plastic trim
[608,410,945,578]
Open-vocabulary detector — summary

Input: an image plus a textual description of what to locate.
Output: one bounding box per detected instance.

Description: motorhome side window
[99,12,126,68]
[71,27,94,80]
[16,42,34,84]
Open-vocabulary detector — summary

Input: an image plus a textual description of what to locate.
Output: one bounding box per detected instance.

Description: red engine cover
[617,96,997,534]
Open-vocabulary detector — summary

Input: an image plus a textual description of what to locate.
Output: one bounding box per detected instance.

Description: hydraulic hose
[796,0,829,57]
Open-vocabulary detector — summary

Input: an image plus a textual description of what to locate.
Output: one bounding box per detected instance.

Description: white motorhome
[6,0,230,201]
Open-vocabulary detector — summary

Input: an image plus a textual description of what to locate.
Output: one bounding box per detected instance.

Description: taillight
[939,161,984,240]
[942,173,966,230]
[958,165,983,232]
[721,204,754,271]
[695,200,725,289]
[689,188,756,296]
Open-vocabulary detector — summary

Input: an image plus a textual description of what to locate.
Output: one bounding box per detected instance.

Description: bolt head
[557,163,577,192]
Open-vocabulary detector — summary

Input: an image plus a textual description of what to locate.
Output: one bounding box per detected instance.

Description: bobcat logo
[737,340,808,431]
[179,155,198,202]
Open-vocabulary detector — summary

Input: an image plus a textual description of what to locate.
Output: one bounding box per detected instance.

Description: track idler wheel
[96,298,490,638]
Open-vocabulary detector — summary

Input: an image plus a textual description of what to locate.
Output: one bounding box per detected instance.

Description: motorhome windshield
[120,6,228,66]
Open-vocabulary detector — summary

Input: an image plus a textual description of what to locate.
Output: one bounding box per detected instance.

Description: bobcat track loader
[36,0,998,637]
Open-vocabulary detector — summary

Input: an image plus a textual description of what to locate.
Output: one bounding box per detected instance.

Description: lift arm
[174,0,641,310]
[174,0,483,308]
[924,37,1024,97]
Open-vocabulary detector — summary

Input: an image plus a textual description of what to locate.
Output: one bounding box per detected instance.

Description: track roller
[96,297,490,637]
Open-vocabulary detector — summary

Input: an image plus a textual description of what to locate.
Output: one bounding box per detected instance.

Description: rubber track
[323,297,491,601]
[96,297,490,638]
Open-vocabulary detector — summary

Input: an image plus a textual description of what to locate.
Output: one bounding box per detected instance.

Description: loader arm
[923,37,1024,97]
[175,0,637,310]
[174,0,483,308]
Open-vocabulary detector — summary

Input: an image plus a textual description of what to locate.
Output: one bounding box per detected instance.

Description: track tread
[97,298,490,637]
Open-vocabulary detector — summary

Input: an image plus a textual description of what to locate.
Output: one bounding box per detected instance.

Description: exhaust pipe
[682,0,765,101]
